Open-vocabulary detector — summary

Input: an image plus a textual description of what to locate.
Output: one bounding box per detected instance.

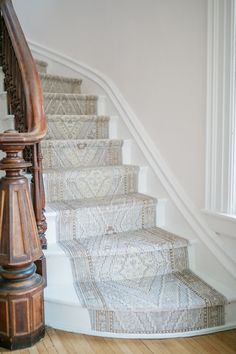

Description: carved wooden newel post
[0,132,45,350]
[0,0,47,349]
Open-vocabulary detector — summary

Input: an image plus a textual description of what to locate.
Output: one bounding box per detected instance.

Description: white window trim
[205,0,236,216]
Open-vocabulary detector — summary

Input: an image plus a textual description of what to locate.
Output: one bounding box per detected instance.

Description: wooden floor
[0,328,235,354]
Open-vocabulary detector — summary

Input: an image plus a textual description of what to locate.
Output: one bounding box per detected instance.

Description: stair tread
[43,164,138,174]
[44,92,98,99]
[46,226,187,256]
[41,139,123,169]
[40,73,82,84]
[45,114,110,140]
[59,227,188,257]
[46,114,109,120]
[44,165,139,202]
[44,267,226,311]
[44,92,98,115]
[76,269,226,311]
[41,138,122,145]
[47,192,157,210]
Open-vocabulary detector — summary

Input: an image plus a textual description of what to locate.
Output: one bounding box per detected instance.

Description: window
[206,0,236,216]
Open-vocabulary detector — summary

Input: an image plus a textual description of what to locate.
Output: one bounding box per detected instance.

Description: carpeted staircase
[37,60,227,336]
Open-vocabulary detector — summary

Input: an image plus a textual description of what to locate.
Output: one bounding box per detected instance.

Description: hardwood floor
[0,328,235,353]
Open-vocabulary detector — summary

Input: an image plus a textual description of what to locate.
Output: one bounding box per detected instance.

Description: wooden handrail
[0,0,47,143]
[0,0,48,250]
[0,0,46,349]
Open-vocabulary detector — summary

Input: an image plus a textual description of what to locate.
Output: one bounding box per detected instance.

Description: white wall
[13,0,207,208]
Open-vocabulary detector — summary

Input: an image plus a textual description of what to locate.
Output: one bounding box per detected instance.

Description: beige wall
[13,0,207,208]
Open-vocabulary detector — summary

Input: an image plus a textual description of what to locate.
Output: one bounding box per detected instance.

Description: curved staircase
[37,60,227,337]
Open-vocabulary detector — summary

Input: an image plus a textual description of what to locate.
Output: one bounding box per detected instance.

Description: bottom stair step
[44,225,227,336]
[44,270,227,335]
[80,270,226,334]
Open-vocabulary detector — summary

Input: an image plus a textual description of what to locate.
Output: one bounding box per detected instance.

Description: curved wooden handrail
[0,0,46,349]
[0,0,47,144]
[0,0,48,248]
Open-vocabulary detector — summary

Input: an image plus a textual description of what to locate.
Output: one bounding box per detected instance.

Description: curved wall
[13,0,207,208]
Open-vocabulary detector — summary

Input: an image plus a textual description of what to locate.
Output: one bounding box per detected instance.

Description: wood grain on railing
[0,0,46,142]
[0,0,47,350]
[1,0,48,248]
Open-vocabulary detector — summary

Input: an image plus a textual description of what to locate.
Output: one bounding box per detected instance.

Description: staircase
[28,59,232,337]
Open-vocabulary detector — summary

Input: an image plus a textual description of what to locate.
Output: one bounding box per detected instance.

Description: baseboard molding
[47,322,236,339]
[45,298,236,339]
[29,40,236,279]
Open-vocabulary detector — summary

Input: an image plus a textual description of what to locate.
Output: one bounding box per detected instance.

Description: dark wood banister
[0,0,47,143]
[0,0,46,350]
[0,0,48,249]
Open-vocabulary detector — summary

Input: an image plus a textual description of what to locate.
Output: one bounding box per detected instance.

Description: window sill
[202,209,236,239]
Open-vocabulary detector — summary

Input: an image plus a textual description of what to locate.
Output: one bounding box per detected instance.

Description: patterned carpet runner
[40,65,226,334]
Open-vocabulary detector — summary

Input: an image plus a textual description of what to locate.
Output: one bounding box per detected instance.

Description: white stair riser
[41,140,122,169]
[45,116,109,140]
[0,93,8,118]
[225,302,236,323]
[44,166,139,202]
[0,69,5,92]
[46,212,57,244]
[44,94,97,115]
[45,299,91,333]
[46,254,74,286]
[1,116,15,132]
[76,246,188,281]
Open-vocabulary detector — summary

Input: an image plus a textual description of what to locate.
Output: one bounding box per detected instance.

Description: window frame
[206,0,236,216]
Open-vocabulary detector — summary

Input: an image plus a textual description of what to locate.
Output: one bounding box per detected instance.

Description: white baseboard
[45,294,236,339]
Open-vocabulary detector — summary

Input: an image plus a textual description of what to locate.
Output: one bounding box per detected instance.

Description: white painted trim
[45,294,236,339]
[203,210,236,223]
[206,0,236,214]
[29,41,236,279]
[202,209,236,240]
[46,318,236,339]
[45,283,236,338]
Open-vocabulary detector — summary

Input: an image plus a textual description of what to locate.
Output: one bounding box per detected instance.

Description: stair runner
[39,62,226,335]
